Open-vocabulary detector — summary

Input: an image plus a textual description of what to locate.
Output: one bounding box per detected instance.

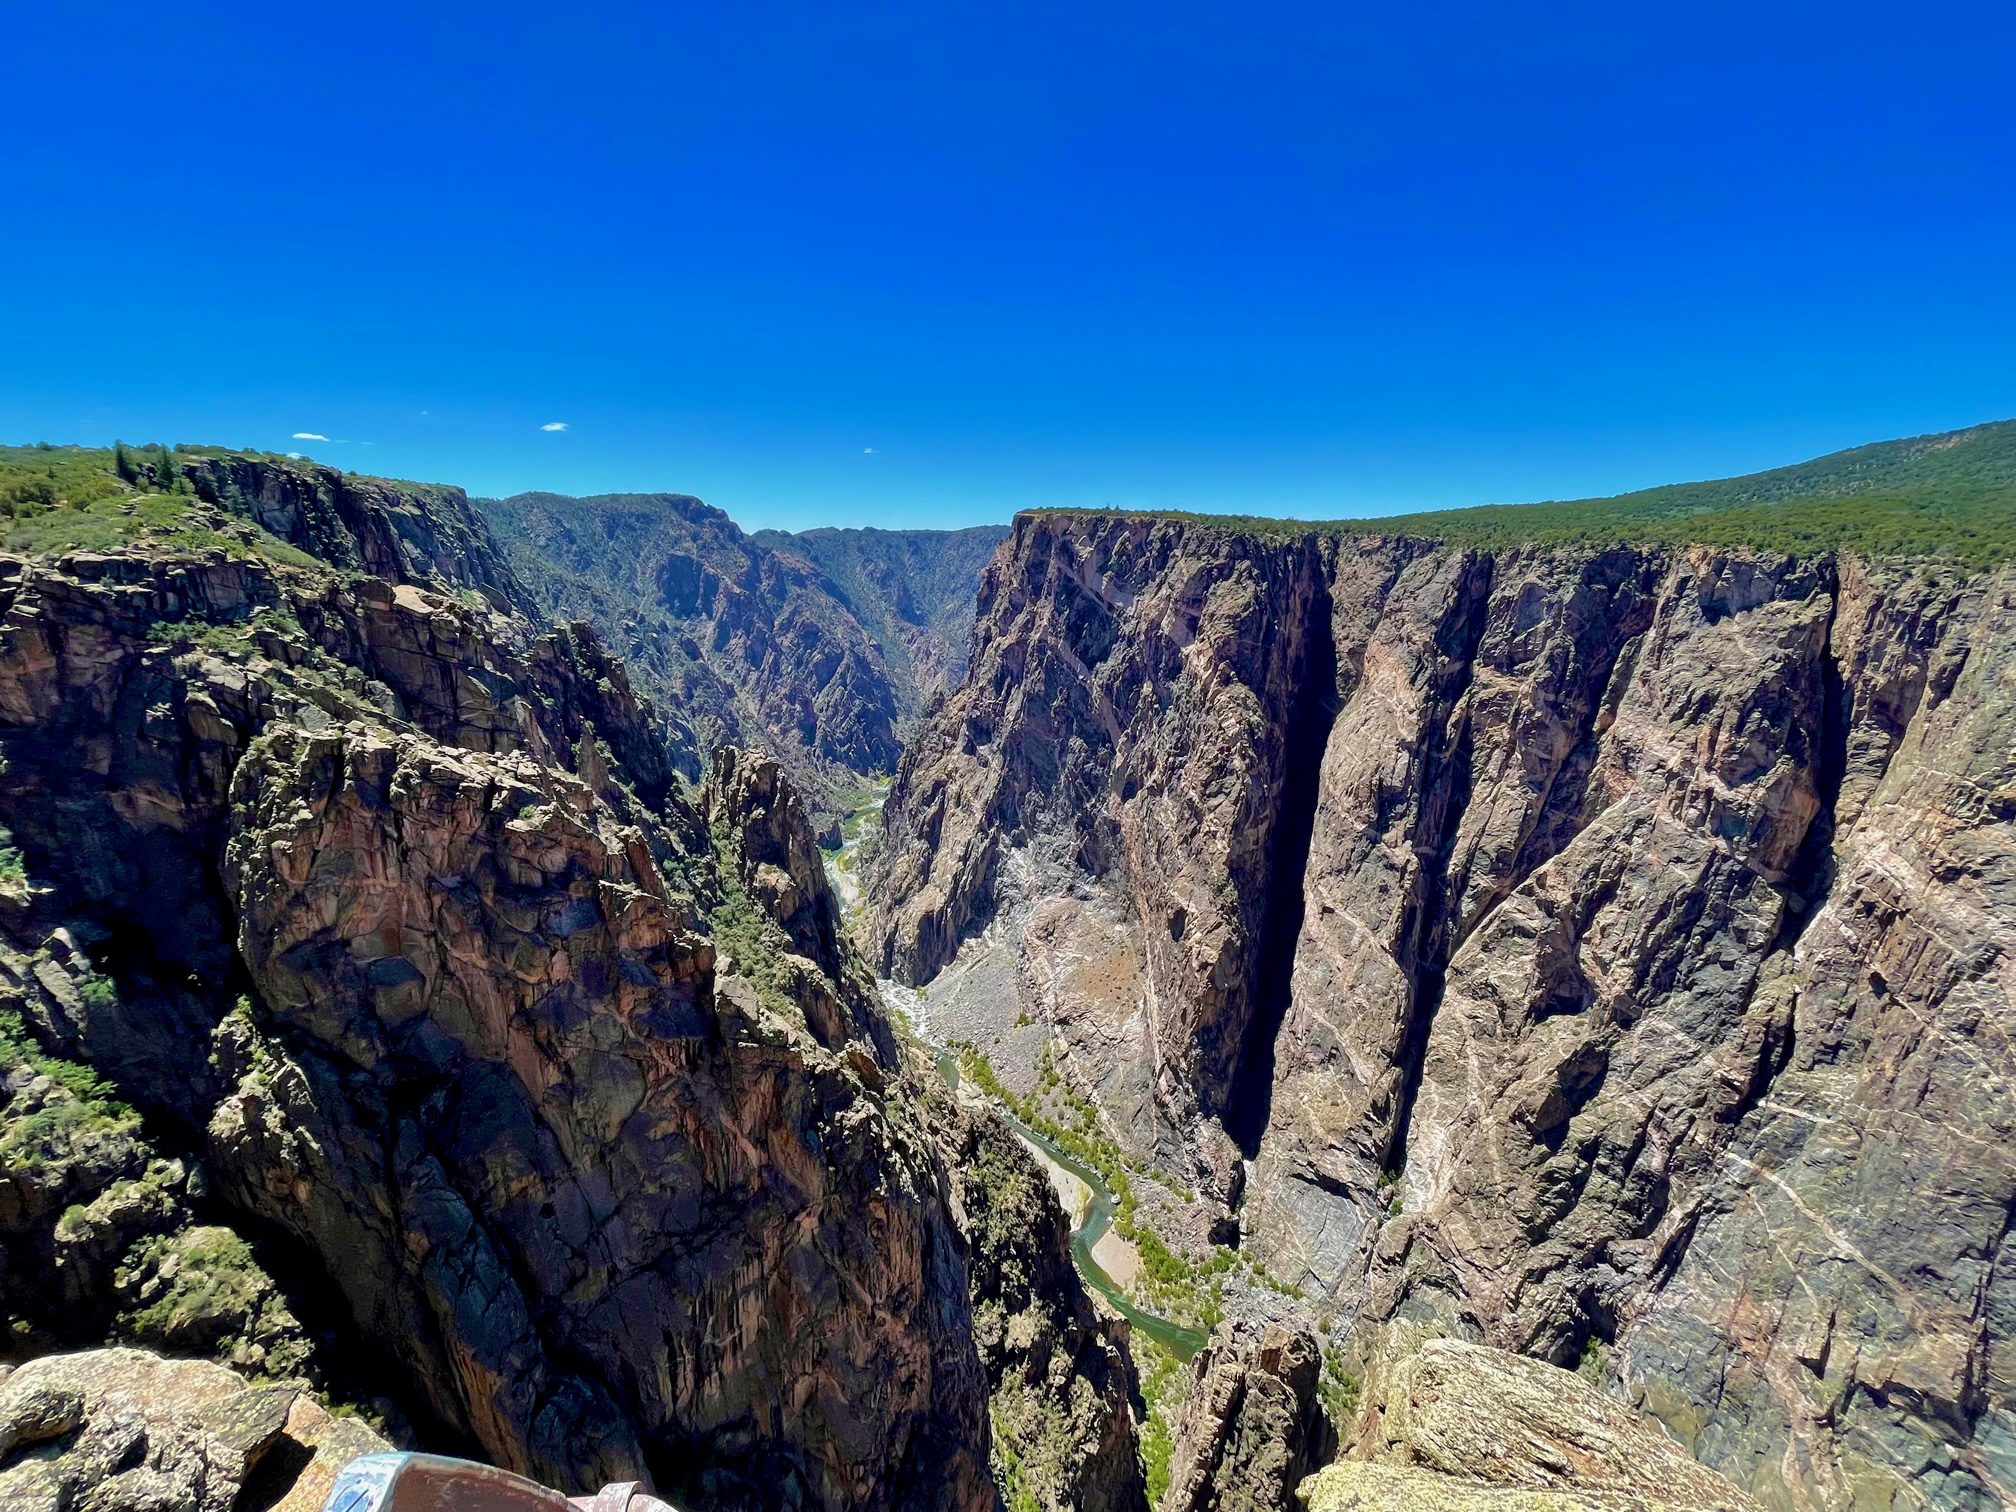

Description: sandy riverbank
[1014,1131,1145,1292]
[1090,1227,1141,1290]
[1018,1132,1092,1227]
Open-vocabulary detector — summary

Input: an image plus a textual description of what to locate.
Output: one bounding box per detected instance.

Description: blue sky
[5,2,2013,531]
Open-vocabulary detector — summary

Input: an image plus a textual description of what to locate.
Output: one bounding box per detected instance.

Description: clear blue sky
[6,2,2013,531]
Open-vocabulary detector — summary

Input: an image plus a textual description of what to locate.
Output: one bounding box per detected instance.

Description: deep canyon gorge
[0,424,2011,1512]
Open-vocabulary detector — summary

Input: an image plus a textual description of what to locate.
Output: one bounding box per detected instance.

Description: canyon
[473,487,1006,813]
[0,453,1098,1511]
[1,420,2011,1512]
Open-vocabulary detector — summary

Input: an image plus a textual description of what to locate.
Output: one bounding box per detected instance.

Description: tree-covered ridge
[1032,417,2016,565]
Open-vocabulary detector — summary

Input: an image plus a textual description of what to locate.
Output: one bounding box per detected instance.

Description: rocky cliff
[1302,1324,1759,1511]
[750,524,1012,714]
[867,458,2016,1508]
[475,492,1004,812]
[0,1346,389,1512]
[0,455,1019,1511]
[1159,1323,1331,1512]
[182,451,530,606]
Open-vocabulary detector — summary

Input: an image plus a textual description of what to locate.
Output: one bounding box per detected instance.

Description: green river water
[936,1051,1207,1362]
[830,807,1206,1363]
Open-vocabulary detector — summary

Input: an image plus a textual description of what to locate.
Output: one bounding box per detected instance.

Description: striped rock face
[870,508,2016,1510]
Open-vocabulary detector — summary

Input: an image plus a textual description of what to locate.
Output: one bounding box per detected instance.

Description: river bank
[826,787,1208,1362]
[935,1048,1206,1362]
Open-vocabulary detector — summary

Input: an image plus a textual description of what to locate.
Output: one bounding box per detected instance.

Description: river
[935,1051,1208,1362]
[827,796,1207,1363]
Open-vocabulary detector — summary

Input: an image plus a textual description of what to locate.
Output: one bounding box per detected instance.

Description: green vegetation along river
[825,789,1206,1362]
[936,1050,1208,1362]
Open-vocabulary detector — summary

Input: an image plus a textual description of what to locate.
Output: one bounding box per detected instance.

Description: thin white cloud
[862,447,876,454]
[285,451,303,459]
[540,421,569,432]
[292,431,328,441]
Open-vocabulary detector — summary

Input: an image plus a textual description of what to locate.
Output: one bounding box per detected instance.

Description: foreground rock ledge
[1302,1327,1758,1512]
[0,1346,387,1512]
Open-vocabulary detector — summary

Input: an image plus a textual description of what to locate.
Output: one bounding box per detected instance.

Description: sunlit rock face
[1303,1323,1760,1511]
[870,507,2016,1509]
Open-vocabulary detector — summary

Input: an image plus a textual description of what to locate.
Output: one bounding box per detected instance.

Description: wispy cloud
[292,431,328,441]
[862,446,876,454]
[540,421,569,432]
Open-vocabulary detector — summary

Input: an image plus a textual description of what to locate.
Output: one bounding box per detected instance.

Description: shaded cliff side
[866,421,2016,1510]
[0,453,1011,1511]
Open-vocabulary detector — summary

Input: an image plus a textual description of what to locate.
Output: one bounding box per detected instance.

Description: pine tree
[114,441,136,484]
[154,444,176,492]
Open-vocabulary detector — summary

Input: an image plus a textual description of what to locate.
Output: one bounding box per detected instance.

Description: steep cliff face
[180,452,529,606]
[210,722,996,1506]
[0,460,1001,1511]
[935,1097,1148,1512]
[867,508,2016,1509]
[1159,1323,1332,1512]
[750,524,1013,713]
[869,515,1350,1189]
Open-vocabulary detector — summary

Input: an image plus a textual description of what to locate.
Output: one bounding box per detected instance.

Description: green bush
[0,996,141,1170]
[0,444,319,566]
[1319,1344,1361,1427]
[0,828,27,897]
[706,822,811,1020]
[120,1228,269,1345]
[1136,1335,1185,1504]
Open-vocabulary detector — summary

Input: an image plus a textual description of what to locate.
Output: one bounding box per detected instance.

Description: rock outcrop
[0,1347,388,1512]
[212,724,993,1506]
[705,746,851,980]
[1,936,320,1384]
[1302,1326,1757,1511]
[936,1096,1148,1512]
[867,502,2016,1508]
[1159,1323,1331,1512]
[180,451,528,606]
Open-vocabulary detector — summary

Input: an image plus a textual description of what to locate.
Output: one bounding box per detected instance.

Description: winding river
[829,798,1205,1363]
[935,1051,1207,1362]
